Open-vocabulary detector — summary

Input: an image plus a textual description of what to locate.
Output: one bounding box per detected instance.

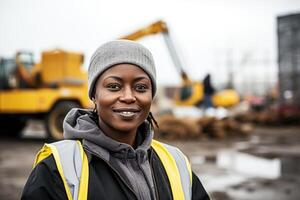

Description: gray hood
[63,108,156,199]
[63,108,153,161]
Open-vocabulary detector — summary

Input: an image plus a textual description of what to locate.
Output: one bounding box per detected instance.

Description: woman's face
[93,63,152,134]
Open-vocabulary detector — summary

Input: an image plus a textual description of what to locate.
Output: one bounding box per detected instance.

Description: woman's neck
[98,117,137,147]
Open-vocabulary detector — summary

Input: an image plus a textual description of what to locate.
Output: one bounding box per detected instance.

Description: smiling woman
[93,64,153,146]
[21,40,210,200]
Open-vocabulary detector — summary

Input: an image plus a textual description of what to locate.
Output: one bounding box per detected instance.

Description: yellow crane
[121,20,240,107]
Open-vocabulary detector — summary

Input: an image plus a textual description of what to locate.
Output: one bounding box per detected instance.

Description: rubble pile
[156,114,253,140]
[234,109,280,125]
[156,114,201,140]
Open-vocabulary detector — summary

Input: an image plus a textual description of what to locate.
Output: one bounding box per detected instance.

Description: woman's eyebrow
[134,76,150,82]
[103,76,150,82]
[103,76,122,81]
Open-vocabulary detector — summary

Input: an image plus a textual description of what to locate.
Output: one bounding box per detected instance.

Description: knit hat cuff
[88,40,156,99]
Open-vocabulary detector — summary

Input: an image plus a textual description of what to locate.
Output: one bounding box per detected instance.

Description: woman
[22,40,210,200]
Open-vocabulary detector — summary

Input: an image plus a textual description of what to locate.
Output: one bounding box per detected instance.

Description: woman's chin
[113,123,138,133]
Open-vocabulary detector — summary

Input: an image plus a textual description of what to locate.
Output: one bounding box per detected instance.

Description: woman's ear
[92,98,97,114]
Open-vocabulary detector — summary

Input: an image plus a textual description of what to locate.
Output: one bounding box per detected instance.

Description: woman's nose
[119,87,136,103]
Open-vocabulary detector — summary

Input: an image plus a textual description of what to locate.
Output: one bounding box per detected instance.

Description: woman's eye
[135,84,148,92]
[106,83,121,91]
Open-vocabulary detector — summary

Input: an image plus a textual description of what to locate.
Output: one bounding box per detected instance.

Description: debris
[156,113,253,140]
[157,114,201,140]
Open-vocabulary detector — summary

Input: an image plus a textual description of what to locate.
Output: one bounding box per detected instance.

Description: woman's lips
[113,108,141,119]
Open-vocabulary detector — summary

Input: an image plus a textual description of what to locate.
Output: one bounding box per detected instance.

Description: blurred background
[1,0,300,199]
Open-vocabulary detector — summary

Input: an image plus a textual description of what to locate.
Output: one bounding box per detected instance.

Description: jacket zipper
[85,149,139,200]
[135,155,156,200]
[149,149,159,200]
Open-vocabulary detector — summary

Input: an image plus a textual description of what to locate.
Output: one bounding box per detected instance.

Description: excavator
[0,50,91,139]
[120,20,240,107]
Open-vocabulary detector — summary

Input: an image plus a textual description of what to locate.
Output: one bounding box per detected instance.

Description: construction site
[1,1,300,200]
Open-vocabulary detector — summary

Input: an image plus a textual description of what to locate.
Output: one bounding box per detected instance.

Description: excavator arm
[121,21,168,40]
[16,52,41,87]
[121,20,189,81]
[121,20,203,106]
[120,20,239,107]
[0,51,43,89]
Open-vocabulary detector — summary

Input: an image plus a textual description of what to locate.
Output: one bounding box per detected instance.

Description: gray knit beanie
[88,40,157,99]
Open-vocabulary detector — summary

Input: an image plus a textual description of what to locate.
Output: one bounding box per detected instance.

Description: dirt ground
[0,123,300,200]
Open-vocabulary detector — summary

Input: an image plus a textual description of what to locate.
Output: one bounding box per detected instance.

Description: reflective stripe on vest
[33,139,192,200]
[34,140,89,200]
[151,140,192,200]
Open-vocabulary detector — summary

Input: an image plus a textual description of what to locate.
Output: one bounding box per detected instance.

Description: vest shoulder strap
[34,140,89,200]
[151,139,192,200]
[34,139,192,200]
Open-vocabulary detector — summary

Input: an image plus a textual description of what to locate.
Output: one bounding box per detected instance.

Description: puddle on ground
[194,135,300,200]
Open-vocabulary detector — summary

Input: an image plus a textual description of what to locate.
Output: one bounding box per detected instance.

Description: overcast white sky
[1,0,300,91]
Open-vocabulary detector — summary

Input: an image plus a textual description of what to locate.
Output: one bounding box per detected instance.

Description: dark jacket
[203,74,215,95]
[22,109,210,200]
[21,145,210,200]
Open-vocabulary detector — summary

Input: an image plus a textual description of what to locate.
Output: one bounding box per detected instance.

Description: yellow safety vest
[34,139,192,200]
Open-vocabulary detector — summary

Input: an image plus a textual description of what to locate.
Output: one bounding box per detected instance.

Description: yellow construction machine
[121,20,240,107]
[0,50,91,139]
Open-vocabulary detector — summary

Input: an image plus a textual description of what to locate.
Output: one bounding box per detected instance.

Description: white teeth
[115,110,139,118]
[118,111,136,117]
[121,111,134,115]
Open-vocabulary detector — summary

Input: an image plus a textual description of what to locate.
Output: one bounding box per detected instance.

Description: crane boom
[121,21,168,40]
[120,20,240,107]
[121,20,188,80]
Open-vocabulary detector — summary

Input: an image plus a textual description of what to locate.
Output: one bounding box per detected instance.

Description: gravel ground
[0,138,44,200]
[0,123,300,200]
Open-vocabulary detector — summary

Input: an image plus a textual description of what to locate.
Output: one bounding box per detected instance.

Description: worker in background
[21,40,210,200]
[203,73,215,109]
